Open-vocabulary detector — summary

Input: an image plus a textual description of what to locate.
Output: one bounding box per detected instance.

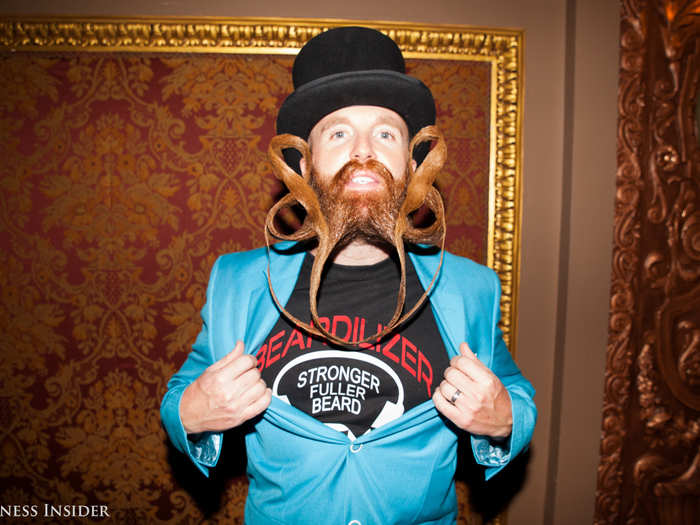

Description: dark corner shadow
[270,238,316,255]
[455,432,533,523]
[164,424,251,517]
[406,242,441,257]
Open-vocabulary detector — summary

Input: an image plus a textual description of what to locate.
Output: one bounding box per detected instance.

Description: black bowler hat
[276,26,436,141]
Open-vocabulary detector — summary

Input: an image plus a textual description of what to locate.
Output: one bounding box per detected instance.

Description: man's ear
[411,158,417,172]
[300,156,306,174]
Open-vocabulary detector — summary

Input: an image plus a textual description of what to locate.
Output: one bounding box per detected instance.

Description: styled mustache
[311,158,405,247]
[325,158,394,189]
[265,126,447,347]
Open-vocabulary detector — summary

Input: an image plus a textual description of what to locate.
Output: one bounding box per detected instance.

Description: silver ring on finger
[449,388,462,405]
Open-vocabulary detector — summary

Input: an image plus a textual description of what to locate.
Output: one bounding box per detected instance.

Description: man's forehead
[313,105,409,134]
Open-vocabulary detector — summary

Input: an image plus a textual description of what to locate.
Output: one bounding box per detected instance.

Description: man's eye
[330,130,345,139]
[379,130,395,140]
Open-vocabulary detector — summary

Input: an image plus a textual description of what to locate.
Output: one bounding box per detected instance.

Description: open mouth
[351,175,377,185]
[344,170,384,190]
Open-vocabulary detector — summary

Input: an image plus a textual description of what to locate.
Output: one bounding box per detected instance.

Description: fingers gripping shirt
[256,253,450,440]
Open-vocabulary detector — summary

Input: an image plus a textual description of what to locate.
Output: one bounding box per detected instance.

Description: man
[161,26,536,525]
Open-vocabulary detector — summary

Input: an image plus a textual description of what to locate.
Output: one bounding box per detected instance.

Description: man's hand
[180,341,271,434]
[433,342,513,438]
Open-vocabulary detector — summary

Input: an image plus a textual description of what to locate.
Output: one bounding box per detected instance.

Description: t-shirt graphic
[272,350,404,439]
[257,253,450,440]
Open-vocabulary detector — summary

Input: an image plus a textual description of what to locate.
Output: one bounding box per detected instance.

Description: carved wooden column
[595,1,700,524]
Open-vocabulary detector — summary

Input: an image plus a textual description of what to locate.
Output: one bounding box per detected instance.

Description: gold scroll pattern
[595,1,700,524]
[0,30,506,525]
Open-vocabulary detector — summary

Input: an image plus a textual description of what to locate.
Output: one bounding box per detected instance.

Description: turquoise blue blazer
[161,243,536,524]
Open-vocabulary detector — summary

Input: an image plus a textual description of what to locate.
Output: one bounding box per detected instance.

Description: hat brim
[276,69,436,140]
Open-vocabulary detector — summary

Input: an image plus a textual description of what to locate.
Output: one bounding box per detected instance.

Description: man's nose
[351,134,375,161]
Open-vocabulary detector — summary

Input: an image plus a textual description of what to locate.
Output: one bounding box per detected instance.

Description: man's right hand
[179,340,271,434]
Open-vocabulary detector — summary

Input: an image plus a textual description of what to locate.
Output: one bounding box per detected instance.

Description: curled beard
[265,126,447,347]
[310,159,408,250]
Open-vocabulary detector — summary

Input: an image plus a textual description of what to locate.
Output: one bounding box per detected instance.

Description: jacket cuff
[471,434,511,466]
[506,388,537,464]
[470,388,536,480]
[160,384,223,476]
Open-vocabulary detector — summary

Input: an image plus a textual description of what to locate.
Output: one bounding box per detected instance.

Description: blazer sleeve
[470,271,537,480]
[160,257,224,477]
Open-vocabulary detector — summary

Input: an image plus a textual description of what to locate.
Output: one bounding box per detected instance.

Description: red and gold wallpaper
[0,52,491,522]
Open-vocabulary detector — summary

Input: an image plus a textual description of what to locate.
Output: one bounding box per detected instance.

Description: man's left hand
[433,342,513,439]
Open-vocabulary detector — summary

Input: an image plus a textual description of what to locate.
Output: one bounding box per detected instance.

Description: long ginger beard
[310,159,408,251]
[264,125,447,347]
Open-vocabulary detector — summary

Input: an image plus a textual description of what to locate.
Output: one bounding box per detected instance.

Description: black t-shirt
[256,253,450,440]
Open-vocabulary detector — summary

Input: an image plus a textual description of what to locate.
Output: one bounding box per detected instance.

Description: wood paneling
[596,1,700,523]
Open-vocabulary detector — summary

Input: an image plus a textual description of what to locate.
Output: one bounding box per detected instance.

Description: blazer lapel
[244,243,306,354]
[409,250,464,358]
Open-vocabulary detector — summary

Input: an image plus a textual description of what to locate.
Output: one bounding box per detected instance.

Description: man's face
[265,103,445,344]
[299,105,414,245]
[304,105,413,188]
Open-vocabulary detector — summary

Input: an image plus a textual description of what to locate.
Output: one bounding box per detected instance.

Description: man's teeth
[351,176,374,184]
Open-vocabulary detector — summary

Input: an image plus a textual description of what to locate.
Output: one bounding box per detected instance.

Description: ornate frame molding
[0,16,523,355]
[596,1,700,523]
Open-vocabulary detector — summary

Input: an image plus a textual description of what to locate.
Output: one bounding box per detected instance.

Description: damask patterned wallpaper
[0,53,491,522]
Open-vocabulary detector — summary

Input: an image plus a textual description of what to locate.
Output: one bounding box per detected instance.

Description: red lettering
[332,315,353,341]
[310,318,330,346]
[374,323,383,352]
[417,351,434,396]
[360,323,383,351]
[283,329,306,356]
[352,317,360,342]
[358,319,374,349]
[401,338,418,378]
[266,330,285,367]
[357,317,368,347]
[318,317,330,332]
[382,334,401,363]
[255,344,267,371]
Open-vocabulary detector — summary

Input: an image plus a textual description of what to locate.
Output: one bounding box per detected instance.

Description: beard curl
[310,158,406,249]
[265,125,447,347]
